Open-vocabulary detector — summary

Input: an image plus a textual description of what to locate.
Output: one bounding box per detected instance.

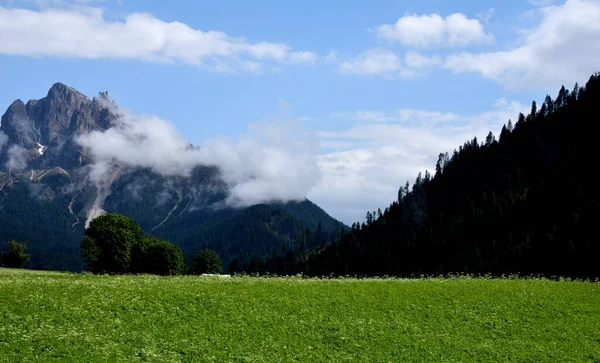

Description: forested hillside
[250,73,600,278]
[0,180,341,271]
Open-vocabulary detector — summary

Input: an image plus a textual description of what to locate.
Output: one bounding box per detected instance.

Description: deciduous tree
[81,213,145,273]
[189,249,222,275]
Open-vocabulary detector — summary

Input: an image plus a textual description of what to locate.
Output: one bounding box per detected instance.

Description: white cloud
[376,12,493,47]
[324,50,338,64]
[330,110,396,123]
[310,99,527,224]
[76,104,320,207]
[395,109,460,124]
[5,145,28,171]
[354,110,396,122]
[337,49,441,79]
[338,48,403,76]
[288,51,318,65]
[0,6,316,72]
[444,0,600,90]
[477,8,495,24]
[331,108,459,125]
[404,51,442,68]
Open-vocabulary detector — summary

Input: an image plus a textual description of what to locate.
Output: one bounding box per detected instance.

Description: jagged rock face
[0,82,224,228]
[1,99,38,150]
[0,82,228,229]
[0,172,17,190]
[0,83,116,171]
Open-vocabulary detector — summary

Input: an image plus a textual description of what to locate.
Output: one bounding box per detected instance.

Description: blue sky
[1,0,599,224]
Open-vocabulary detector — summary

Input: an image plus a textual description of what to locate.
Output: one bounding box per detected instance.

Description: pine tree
[316,222,324,247]
[424,170,431,183]
[556,86,567,108]
[499,124,510,143]
[545,95,554,115]
[485,131,496,146]
[539,102,547,119]
[571,83,579,103]
[415,172,422,186]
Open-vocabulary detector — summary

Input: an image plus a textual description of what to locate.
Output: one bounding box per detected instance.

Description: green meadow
[1,268,599,362]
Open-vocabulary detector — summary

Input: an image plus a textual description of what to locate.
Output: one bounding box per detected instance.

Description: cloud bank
[76,104,320,207]
[0,5,316,72]
[336,0,600,90]
[444,0,600,89]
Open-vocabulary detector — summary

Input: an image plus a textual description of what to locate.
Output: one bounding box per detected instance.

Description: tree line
[80,213,222,275]
[0,240,31,268]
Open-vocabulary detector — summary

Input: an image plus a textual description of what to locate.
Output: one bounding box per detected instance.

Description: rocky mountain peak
[47,82,83,98]
[0,83,118,171]
[1,99,38,150]
[5,99,27,115]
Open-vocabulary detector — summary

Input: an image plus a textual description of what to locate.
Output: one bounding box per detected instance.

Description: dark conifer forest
[240,72,600,278]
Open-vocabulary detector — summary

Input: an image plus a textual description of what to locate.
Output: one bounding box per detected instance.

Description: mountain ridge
[0,83,343,271]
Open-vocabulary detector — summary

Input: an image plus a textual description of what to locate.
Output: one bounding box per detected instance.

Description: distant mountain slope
[0,83,344,271]
[153,201,343,267]
[0,174,83,271]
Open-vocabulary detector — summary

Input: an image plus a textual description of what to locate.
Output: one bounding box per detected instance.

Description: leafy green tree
[0,240,31,268]
[130,236,154,274]
[140,237,186,276]
[81,213,145,273]
[189,249,222,274]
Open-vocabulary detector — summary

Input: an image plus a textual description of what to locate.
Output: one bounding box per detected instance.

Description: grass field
[1,269,599,362]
